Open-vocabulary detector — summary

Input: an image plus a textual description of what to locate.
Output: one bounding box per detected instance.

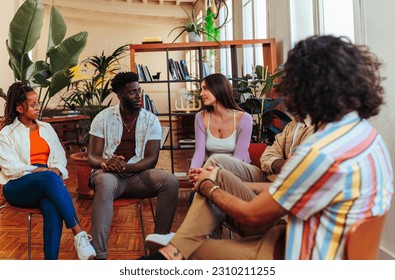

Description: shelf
[130,39,277,173]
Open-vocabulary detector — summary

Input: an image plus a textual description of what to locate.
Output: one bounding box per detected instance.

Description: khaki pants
[170,155,280,259]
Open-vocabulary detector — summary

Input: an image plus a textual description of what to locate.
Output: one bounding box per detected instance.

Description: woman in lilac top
[188,73,253,181]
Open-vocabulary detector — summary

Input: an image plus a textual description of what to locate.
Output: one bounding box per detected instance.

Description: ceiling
[43,0,200,19]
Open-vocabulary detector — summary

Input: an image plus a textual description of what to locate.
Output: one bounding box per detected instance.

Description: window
[220,0,233,76]
[242,0,267,76]
[320,0,355,41]
[290,0,355,46]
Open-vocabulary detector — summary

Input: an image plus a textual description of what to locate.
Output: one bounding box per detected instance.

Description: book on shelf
[168,58,178,80]
[174,172,188,180]
[161,126,170,148]
[179,138,195,148]
[144,65,153,81]
[179,59,190,80]
[174,60,184,80]
[150,98,158,115]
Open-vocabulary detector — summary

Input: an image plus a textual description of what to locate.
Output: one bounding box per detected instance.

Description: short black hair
[279,35,384,129]
[111,71,139,93]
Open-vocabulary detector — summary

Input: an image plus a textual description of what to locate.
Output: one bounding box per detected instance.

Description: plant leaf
[8,0,44,54]
[26,60,51,87]
[245,97,261,111]
[47,5,66,50]
[6,41,33,80]
[48,31,88,74]
[49,69,74,97]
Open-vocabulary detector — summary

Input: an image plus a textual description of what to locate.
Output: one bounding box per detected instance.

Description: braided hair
[1,82,34,130]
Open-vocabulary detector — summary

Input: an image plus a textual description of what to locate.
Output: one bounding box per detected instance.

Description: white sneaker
[145,232,175,252]
[74,231,96,260]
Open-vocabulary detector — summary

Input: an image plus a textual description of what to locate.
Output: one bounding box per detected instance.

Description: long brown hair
[1,82,34,130]
[202,73,243,112]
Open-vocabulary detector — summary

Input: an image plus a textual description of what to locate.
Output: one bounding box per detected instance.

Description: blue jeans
[2,165,80,260]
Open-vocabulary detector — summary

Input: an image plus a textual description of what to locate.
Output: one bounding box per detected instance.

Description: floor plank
[0,147,192,260]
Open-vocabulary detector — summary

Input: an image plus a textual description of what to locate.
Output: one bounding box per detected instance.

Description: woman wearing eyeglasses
[0,82,96,260]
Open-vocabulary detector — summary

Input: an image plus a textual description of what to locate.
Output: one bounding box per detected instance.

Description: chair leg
[135,202,148,256]
[27,213,32,260]
[148,198,156,222]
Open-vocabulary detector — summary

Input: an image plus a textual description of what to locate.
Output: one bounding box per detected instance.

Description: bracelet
[209,185,220,202]
[197,178,215,195]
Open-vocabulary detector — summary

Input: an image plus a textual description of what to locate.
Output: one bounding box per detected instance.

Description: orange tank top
[30,128,50,165]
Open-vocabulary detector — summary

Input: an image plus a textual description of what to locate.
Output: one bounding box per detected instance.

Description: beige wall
[359,0,395,259]
[0,0,23,115]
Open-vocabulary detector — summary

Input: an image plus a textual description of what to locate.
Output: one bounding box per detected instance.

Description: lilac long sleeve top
[190,111,253,168]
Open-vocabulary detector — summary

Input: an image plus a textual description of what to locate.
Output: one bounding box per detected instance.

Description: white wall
[359,0,395,259]
[0,0,22,115]
[267,0,291,64]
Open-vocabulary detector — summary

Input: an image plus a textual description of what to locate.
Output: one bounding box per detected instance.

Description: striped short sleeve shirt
[269,111,393,259]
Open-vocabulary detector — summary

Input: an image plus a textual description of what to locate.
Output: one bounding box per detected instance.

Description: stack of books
[179,138,195,148]
[168,59,190,80]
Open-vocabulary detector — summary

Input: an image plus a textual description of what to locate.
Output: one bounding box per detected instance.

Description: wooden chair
[345,213,387,260]
[113,197,156,256]
[4,202,42,260]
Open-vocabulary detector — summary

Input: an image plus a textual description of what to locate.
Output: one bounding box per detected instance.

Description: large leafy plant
[236,65,292,144]
[61,44,129,142]
[6,0,88,118]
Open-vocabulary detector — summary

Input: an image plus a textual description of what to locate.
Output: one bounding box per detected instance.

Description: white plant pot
[188,32,201,42]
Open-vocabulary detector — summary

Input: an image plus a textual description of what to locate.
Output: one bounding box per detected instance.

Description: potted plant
[63,44,129,198]
[5,0,88,118]
[235,65,292,145]
[168,6,220,43]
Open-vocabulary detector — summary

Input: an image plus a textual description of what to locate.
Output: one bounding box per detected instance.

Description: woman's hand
[193,166,219,195]
[32,167,49,173]
[49,167,61,176]
[188,167,202,183]
[32,167,61,176]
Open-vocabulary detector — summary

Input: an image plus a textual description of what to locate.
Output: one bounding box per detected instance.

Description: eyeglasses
[29,102,42,110]
[126,88,143,97]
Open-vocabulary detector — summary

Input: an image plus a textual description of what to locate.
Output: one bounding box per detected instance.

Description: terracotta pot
[70,151,94,199]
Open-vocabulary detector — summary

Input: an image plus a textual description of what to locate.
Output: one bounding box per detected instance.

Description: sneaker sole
[78,254,96,260]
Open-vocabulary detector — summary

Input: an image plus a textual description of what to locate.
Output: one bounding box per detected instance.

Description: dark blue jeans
[2,165,79,260]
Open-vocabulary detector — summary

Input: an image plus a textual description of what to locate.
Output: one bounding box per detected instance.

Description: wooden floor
[0,147,193,260]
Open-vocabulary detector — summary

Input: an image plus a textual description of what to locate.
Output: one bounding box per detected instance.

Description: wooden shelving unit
[129,39,278,174]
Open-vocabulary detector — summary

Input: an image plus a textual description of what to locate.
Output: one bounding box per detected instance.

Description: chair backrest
[345,213,387,260]
[248,143,267,168]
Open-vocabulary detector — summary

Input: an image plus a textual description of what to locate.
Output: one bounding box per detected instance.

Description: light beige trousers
[170,155,281,259]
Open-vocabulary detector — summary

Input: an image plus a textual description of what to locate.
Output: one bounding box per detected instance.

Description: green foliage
[6,0,88,118]
[204,8,220,43]
[61,44,129,142]
[235,65,291,144]
[168,6,220,43]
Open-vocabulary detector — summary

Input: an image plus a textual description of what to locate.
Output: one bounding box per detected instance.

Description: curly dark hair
[279,35,384,130]
[1,81,34,130]
[111,71,139,93]
[202,73,242,112]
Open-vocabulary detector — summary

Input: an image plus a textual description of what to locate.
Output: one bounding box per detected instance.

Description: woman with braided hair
[0,82,96,260]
